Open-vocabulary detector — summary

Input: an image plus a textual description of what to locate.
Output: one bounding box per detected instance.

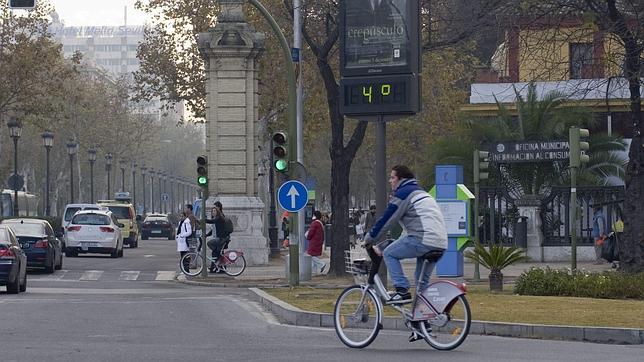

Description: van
[98,195,139,248]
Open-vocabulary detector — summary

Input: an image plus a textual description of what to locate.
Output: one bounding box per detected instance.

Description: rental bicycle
[180,238,246,277]
[334,243,471,350]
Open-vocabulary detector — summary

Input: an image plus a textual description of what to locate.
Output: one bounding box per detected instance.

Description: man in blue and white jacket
[364,165,448,304]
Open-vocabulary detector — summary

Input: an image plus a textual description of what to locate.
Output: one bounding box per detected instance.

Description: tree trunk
[489,270,503,292]
[314,57,368,276]
[605,0,644,273]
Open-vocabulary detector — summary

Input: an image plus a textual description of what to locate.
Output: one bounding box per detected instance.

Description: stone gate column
[198,0,268,265]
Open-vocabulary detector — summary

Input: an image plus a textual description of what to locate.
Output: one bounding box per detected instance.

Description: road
[1,238,642,361]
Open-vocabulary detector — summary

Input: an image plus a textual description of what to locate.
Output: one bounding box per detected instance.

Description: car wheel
[55,253,63,270]
[110,247,118,258]
[168,234,173,240]
[118,246,123,258]
[65,247,77,257]
[19,271,27,292]
[142,234,148,240]
[44,260,55,274]
[6,273,20,294]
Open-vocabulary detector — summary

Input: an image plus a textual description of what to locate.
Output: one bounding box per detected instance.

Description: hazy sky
[49,0,150,26]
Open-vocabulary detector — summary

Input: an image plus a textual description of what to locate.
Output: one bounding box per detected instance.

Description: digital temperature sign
[340,74,419,116]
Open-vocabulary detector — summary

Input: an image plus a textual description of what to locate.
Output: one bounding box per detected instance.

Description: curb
[175,274,350,289]
[246,288,644,345]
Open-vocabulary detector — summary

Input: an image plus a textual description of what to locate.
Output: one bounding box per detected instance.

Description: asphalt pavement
[1,238,642,361]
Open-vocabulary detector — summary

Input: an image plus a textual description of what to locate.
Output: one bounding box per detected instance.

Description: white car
[65,210,124,258]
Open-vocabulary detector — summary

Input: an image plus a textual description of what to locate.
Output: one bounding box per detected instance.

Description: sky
[49,0,150,26]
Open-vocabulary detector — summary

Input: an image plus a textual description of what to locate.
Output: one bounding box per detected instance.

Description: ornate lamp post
[88,148,97,203]
[105,153,113,198]
[8,120,22,216]
[119,159,127,192]
[132,163,137,210]
[149,169,155,213]
[140,165,147,215]
[66,140,78,203]
[41,131,54,215]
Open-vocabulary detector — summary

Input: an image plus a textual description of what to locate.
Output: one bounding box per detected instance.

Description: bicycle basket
[344,250,370,284]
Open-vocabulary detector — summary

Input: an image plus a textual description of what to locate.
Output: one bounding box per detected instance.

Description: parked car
[0,225,27,294]
[141,214,175,240]
[1,219,63,273]
[65,210,124,258]
[98,195,139,248]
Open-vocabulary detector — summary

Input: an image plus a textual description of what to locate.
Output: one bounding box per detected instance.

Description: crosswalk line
[155,271,176,281]
[37,270,69,281]
[80,270,103,281]
[119,271,140,281]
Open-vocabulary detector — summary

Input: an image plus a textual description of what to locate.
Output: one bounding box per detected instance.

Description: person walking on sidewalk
[306,210,326,274]
[592,205,607,264]
[364,165,448,304]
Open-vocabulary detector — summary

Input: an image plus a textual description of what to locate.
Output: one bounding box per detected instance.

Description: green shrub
[514,267,644,299]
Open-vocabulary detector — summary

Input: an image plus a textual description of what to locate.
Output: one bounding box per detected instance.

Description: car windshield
[107,206,130,219]
[71,214,110,226]
[4,222,45,235]
[64,207,82,221]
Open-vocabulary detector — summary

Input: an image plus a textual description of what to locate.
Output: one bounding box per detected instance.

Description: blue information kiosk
[430,165,474,277]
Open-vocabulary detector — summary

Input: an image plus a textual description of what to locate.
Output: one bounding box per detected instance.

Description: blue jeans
[383,235,440,291]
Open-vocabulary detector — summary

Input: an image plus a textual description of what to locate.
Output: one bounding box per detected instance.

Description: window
[569,43,594,79]
[71,214,110,226]
[64,207,81,221]
[107,206,130,219]
[4,222,45,236]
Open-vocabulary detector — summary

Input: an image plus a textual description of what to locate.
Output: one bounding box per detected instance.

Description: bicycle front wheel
[223,254,246,276]
[180,252,204,277]
[334,285,381,348]
[420,294,471,350]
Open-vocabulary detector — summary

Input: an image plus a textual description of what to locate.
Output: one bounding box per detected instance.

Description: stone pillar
[198,0,268,265]
[515,195,544,262]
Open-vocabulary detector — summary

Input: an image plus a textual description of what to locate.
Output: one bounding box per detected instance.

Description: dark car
[141,214,174,240]
[0,225,27,294]
[1,219,63,273]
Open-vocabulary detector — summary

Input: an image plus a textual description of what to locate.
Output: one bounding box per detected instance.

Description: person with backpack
[206,201,234,272]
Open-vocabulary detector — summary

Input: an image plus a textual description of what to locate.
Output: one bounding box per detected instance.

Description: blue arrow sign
[277,180,308,212]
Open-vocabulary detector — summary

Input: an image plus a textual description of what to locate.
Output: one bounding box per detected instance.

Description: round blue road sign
[277,180,308,212]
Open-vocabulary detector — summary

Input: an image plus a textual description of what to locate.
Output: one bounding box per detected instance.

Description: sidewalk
[178,250,614,286]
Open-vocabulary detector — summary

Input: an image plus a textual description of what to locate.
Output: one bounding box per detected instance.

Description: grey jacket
[364,179,448,249]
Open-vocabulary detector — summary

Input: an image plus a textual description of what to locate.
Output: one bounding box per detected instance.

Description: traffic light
[473,150,489,183]
[569,127,590,168]
[272,131,288,173]
[9,0,36,9]
[196,155,208,186]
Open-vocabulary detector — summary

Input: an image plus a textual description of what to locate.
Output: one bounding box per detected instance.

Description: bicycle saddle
[422,250,444,262]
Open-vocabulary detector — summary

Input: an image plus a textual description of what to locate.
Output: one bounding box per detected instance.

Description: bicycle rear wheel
[180,252,204,277]
[420,294,471,350]
[223,254,246,276]
[334,285,381,348]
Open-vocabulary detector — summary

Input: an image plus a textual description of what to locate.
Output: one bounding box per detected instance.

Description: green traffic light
[274,159,288,172]
[198,176,208,186]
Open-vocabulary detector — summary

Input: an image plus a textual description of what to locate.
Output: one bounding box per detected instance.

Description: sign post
[278,180,309,283]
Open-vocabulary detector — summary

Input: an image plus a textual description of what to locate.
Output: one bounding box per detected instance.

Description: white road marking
[144,255,155,258]
[36,270,68,281]
[119,271,140,281]
[79,270,103,281]
[155,271,176,281]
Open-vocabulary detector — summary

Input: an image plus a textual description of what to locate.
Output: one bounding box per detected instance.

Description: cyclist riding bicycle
[363,165,448,305]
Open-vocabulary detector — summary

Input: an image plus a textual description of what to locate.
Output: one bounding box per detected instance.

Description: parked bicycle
[180,238,246,277]
[334,244,471,350]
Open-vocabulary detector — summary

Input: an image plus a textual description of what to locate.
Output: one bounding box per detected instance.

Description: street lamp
[132,162,137,211]
[41,131,54,215]
[159,172,165,214]
[149,169,155,213]
[105,153,113,198]
[119,159,127,192]
[8,120,22,216]
[140,164,147,215]
[66,140,78,204]
[88,148,97,203]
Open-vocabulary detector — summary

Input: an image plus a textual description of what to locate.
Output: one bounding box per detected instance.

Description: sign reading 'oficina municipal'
[488,141,570,163]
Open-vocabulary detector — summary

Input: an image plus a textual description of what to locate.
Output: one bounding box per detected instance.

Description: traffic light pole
[570,166,578,271]
[201,186,209,278]
[473,180,481,281]
[247,0,298,286]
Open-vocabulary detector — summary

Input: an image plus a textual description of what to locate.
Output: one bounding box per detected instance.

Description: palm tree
[427,83,627,194]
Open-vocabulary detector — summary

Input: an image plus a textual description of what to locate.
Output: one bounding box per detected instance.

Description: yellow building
[463,17,643,137]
